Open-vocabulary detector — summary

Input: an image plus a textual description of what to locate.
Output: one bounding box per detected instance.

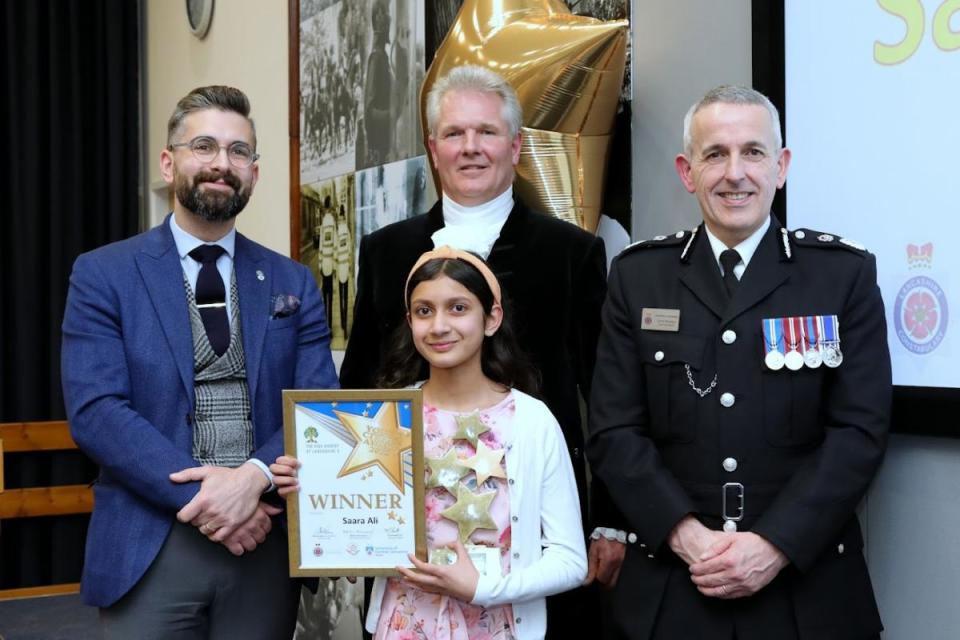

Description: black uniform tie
[719,249,742,299]
[189,244,230,356]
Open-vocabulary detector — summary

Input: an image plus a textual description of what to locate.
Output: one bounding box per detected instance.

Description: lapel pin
[256,270,265,281]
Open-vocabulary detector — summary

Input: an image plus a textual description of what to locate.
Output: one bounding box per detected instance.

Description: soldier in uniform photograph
[362,0,393,169]
[319,194,336,329]
[335,202,352,337]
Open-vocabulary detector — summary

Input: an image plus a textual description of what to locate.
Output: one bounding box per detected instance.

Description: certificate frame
[283,388,425,577]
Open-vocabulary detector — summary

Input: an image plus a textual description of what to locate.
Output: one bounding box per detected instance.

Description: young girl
[272,246,586,640]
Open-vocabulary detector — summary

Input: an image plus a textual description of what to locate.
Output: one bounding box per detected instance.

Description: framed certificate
[283,389,425,576]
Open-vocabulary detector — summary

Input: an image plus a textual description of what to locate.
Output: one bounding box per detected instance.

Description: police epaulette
[789,228,868,254]
[619,230,690,257]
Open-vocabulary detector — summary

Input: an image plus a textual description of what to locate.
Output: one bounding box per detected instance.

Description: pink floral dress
[374,393,517,640]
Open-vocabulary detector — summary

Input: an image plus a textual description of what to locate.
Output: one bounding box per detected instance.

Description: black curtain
[0,0,141,590]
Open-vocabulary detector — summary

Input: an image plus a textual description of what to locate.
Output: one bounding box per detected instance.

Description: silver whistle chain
[685,364,717,397]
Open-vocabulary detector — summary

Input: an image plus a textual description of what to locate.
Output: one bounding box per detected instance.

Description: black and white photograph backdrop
[299,173,356,351]
[354,155,434,263]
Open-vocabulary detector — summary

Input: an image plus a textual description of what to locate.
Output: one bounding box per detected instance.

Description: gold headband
[405,246,502,309]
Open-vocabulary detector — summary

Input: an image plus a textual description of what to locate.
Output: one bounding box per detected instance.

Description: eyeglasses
[168,136,260,168]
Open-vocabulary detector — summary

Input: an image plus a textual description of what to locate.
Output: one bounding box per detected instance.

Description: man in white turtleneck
[423,75,518,258]
[342,65,628,640]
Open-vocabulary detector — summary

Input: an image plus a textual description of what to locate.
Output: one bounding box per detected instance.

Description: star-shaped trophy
[334,403,412,493]
[464,440,507,486]
[425,448,470,492]
[452,412,490,448]
[441,484,498,543]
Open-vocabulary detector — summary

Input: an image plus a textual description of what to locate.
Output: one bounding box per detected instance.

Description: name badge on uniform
[641,308,680,332]
[762,315,842,370]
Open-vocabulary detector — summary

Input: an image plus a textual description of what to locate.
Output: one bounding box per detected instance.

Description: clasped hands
[169,462,276,556]
[668,515,788,599]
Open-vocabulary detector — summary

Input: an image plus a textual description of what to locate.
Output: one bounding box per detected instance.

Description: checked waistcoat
[184,272,254,467]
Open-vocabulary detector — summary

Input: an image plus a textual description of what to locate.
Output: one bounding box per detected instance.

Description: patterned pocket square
[271,294,301,318]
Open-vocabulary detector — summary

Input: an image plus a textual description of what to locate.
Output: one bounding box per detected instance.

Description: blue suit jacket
[61,216,338,607]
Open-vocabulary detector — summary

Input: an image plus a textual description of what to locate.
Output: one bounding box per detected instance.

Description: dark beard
[175,169,250,222]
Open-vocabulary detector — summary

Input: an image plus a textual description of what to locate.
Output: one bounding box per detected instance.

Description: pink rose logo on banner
[903,290,938,340]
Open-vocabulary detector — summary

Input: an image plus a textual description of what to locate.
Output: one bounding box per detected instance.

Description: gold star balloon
[426,447,471,492]
[452,411,491,448]
[441,484,498,543]
[422,0,629,232]
[464,440,507,486]
[335,403,412,493]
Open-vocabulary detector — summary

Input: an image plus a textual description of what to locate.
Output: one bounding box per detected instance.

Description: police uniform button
[722,457,738,472]
[720,392,735,407]
[515,617,522,624]
[654,350,665,362]
[628,533,637,544]
[512,516,518,522]
[794,230,806,239]
[722,330,737,344]
[837,544,845,555]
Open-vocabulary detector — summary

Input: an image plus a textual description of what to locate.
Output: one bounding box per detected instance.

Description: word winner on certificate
[293,399,418,571]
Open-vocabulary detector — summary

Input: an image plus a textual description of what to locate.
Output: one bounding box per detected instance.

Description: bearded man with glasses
[61,85,338,638]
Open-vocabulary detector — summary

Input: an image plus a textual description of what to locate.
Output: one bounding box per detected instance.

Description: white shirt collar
[169,214,236,260]
[703,215,771,279]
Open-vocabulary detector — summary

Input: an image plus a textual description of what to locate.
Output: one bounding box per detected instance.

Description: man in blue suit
[61,85,337,638]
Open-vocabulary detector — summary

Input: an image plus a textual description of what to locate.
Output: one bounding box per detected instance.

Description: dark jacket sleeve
[586,255,697,550]
[571,234,630,531]
[340,232,381,388]
[61,252,201,512]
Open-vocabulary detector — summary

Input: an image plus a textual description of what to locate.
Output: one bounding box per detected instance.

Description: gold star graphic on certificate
[334,403,412,493]
[426,448,470,492]
[464,440,507,486]
[453,412,490,448]
[442,484,498,543]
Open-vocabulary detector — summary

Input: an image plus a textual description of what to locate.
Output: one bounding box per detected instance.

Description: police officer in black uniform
[587,85,890,640]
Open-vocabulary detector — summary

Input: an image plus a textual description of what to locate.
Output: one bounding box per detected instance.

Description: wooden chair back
[0,420,92,600]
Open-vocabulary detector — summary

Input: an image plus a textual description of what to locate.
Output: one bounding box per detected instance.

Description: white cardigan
[365,389,587,640]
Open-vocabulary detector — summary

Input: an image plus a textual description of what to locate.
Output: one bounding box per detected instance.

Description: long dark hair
[376,256,540,396]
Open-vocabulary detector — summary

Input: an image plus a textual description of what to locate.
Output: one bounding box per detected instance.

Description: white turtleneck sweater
[430,186,514,258]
